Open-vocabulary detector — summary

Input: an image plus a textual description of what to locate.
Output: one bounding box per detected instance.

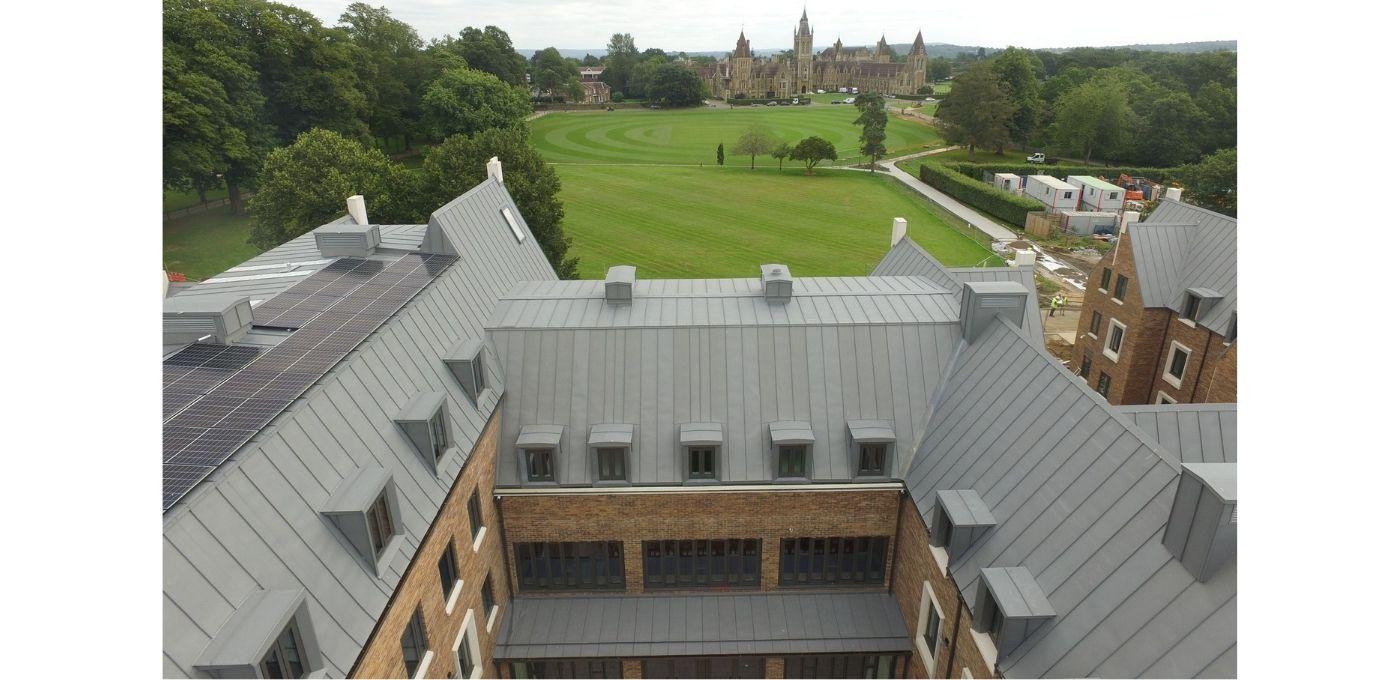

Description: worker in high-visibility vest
[1049,294,1065,317]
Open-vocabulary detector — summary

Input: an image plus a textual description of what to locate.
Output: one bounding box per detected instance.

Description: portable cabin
[993,172,1021,193]
[1061,211,1120,236]
[1025,175,1079,211]
[1068,175,1125,212]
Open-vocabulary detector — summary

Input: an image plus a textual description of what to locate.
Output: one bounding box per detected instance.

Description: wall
[352,410,510,678]
[1203,343,1237,403]
[1150,311,1239,404]
[889,497,994,679]
[1072,230,1172,405]
[499,488,901,595]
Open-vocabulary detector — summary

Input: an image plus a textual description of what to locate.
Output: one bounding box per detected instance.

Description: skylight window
[501,208,525,243]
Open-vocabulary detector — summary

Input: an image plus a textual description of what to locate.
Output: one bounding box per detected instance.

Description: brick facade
[889,497,994,679]
[1150,311,1238,404]
[352,410,509,679]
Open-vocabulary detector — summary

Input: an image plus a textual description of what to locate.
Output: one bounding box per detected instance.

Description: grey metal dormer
[444,337,493,408]
[321,467,402,577]
[847,420,896,479]
[974,567,1056,662]
[164,295,254,346]
[1164,462,1236,582]
[768,421,815,482]
[194,589,324,679]
[395,391,454,475]
[931,490,997,561]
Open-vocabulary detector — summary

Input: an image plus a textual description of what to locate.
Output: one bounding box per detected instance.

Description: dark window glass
[644,657,764,679]
[260,620,306,679]
[525,449,554,482]
[515,542,625,591]
[515,659,623,679]
[430,410,450,462]
[1079,355,1092,379]
[438,540,459,600]
[467,490,484,539]
[456,635,475,679]
[1183,294,1201,321]
[856,443,887,476]
[400,607,428,678]
[778,536,888,587]
[1108,323,1124,353]
[783,655,905,679]
[367,490,395,558]
[642,539,761,590]
[597,447,627,481]
[471,357,486,396]
[481,573,496,613]
[689,446,716,479]
[988,603,1006,645]
[924,602,941,655]
[1168,347,1189,379]
[778,445,807,478]
[1097,372,1111,397]
[1089,310,1102,335]
[1063,190,1073,199]
[1099,268,1112,290]
[1226,313,1237,343]
[1113,274,1129,301]
[933,511,953,548]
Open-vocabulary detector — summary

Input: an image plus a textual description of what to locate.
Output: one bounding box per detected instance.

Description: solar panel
[161,252,457,510]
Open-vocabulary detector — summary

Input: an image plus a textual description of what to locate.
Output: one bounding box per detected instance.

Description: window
[429,410,450,463]
[467,490,485,543]
[778,445,808,478]
[260,620,307,679]
[647,657,765,679]
[502,207,525,242]
[480,574,496,615]
[1096,371,1111,398]
[1158,392,1177,404]
[856,443,887,477]
[401,607,428,678]
[1113,274,1129,301]
[1079,355,1092,379]
[395,392,451,472]
[778,536,888,586]
[782,655,905,679]
[471,357,486,398]
[1182,293,1202,323]
[643,539,760,589]
[1063,190,1073,199]
[1099,268,1112,291]
[596,447,627,482]
[513,659,623,679]
[1225,313,1237,344]
[455,634,475,679]
[1089,310,1102,336]
[525,448,554,482]
[438,540,460,600]
[923,599,941,658]
[1164,343,1190,387]
[515,541,625,591]
[688,446,717,480]
[987,602,1006,645]
[367,490,395,558]
[1103,319,1126,361]
[1109,191,1119,200]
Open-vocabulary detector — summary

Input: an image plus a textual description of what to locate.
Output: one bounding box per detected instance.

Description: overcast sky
[290,0,1238,52]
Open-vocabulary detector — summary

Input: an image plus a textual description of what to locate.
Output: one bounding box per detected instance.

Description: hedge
[946,162,1176,183]
[917,163,1046,226]
[726,97,812,106]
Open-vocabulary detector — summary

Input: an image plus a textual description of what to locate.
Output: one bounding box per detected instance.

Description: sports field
[555,165,1001,279]
[530,102,945,167]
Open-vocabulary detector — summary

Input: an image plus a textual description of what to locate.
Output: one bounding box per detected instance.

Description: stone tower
[873,34,892,63]
[794,9,813,93]
[731,29,753,98]
[906,30,928,91]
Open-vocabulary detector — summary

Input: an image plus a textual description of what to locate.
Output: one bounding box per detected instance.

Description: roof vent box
[959,281,1028,343]
[761,264,792,303]
[1163,462,1236,582]
[313,222,381,258]
[605,265,636,305]
[163,295,254,346]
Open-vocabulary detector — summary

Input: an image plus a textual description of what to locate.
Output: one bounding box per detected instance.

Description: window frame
[1112,274,1129,302]
[642,538,762,590]
[1079,355,1092,379]
[259,619,307,679]
[467,490,486,550]
[429,409,450,465]
[1088,310,1102,337]
[514,541,626,592]
[480,574,497,621]
[777,444,809,480]
[452,609,481,680]
[367,489,396,559]
[1098,267,1112,292]
[914,581,944,675]
[1102,319,1127,361]
[523,448,556,483]
[439,539,461,604]
[593,445,629,484]
[1181,293,1202,326]
[687,445,718,481]
[1096,371,1111,398]
[400,606,429,679]
[1163,341,1191,388]
[855,442,889,477]
[778,536,889,587]
[1157,391,1177,405]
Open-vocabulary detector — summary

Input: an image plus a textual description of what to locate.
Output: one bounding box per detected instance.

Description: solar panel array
[162,253,457,510]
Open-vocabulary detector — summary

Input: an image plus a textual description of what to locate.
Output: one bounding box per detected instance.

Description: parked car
[648,104,660,110]
[831,100,843,104]
[1026,152,1046,164]
[924,97,936,101]
[816,89,826,94]
[766,101,777,106]
[838,87,848,93]
[843,97,856,104]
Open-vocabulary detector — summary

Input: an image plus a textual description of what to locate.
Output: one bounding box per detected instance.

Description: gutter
[493,482,905,496]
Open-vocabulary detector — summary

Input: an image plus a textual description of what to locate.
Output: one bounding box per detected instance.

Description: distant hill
[519,40,1235,61]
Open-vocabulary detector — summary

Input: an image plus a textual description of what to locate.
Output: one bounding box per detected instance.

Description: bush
[610,91,623,103]
[917,163,1045,226]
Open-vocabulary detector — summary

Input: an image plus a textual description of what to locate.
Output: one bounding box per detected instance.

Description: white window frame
[445,578,465,615]
[452,609,485,680]
[1157,391,1177,405]
[1162,341,1190,388]
[1102,319,1127,362]
[915,581,946,674]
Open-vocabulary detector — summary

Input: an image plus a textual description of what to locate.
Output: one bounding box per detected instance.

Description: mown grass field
[530,101,945,167]
[163,211,258,280]
[555,165,1000,279]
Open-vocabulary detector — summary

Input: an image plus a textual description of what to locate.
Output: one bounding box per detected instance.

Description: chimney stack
[1013,249,1037,267]
[604,265,636,305]
[1120,210,1140,235]
[1163,463,1236,582]
[891,217,908,246]
[959,281,1028,343]
[346,195,368,225]
[487,156,504,184]
[760,264,793,304]
[1164,186,1183,202]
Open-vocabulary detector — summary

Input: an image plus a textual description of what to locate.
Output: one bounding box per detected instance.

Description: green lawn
[164,185,231,212]
[556,165,1000,279]
[163,210,260,281]
[530,102,944,167]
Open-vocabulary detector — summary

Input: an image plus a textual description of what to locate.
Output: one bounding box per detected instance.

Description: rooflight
[502,208,525,243]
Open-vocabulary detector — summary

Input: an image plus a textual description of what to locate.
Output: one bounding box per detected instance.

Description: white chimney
[891,217,908,246]
[1013,249,1037,267]
[1164,186,1183,201]
[346,195,368,225]
[1120,210,1140,235]
[487,156,504,184]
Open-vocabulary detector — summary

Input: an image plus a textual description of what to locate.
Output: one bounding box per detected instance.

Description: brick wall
[1150,312,1238,404]
[499,488,901,595]
[890,497,993,679]
[1203,343,1237,403]
[352,410,509,679]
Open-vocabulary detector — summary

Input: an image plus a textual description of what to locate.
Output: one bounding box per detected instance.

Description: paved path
[864,153,1020,242]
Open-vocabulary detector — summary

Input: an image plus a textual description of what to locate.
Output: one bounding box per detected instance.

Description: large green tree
[421,127,578,278]
[733,126,776,169]
[420,67,531,140]
[935,62,1014,160]
[249,2,370,145]
[1173,148,1236,217]
[1138,91,1207,166]
[992,47,1044,148]
[1194,81,1237,154]
[925,57,953,82]
[452,26,528,86]
[1050,77,1131,163]
[603,33,640,97]
[791,136,837,174]
[337,2,425,149]
[645,63,706,107]
[853,93,888,171]
[530,47,582,99]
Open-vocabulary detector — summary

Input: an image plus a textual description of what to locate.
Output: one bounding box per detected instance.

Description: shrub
[917,163,1045,226]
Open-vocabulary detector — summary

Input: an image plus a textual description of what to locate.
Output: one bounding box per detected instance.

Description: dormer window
[445,338,493,409]
[395,392,454,475]
[260,619,307,679]
[526,449,554,482]
[857,444,884,475]
[588,424,633,485]
[769,421,815,483]
[779,445,807,477]
[973,567,1055,663]
[597,448,626,481]
[322,467,402,575]
[847,420,896,479]
[689,447,716,480]
[367,489,395,558]
[516,425,563,485]
[194,589,322,679]
[1182,293,1202,323]
[930,490,996,563]
[680,422,724,485]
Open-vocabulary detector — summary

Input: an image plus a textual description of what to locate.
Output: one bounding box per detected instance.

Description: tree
[646,63,706,107]
[925,57,953,82]
[716,142,725,166]
[771,142,792,170]
[935,62,1013,161]
[992,47,1044,149]
[249,2,371,145]
[853,93,888,171]
[603,33,639,97]
[641,47,668,61]
[1050,78,1130,163]
[1193,81,1237,154]
[420,67,531,140]
[453,26,528,86]
[791,136,837,174]
[734,126,776,169]
[338,2,424,148]
[1137,91,1207,166]
[1173,148,1236,217]
[422,127,578,278]
[530,47,582,99]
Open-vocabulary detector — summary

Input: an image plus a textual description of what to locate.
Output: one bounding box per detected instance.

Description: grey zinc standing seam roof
[1130,200,1238,336]
[161,178,557,678]
[492,591,910,659]
[904,317,1235,678]
[871,236,1044,347]
[1115,403,1237,464]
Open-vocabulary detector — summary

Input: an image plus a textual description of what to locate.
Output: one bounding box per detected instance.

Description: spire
[797,7,812,38]
[912,30,926,54]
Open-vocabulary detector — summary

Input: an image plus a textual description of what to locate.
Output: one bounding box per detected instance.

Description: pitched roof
[161,178,557,677]
[904,317,1235,678]
[1115,403,1237,464]
[1130,200,1238,336]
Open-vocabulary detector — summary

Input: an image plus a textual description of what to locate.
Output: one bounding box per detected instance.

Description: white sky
[290,0,1239,53]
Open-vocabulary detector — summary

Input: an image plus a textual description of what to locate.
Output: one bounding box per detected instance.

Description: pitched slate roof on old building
[1129,200,1238,336]
[161,178,556,677]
